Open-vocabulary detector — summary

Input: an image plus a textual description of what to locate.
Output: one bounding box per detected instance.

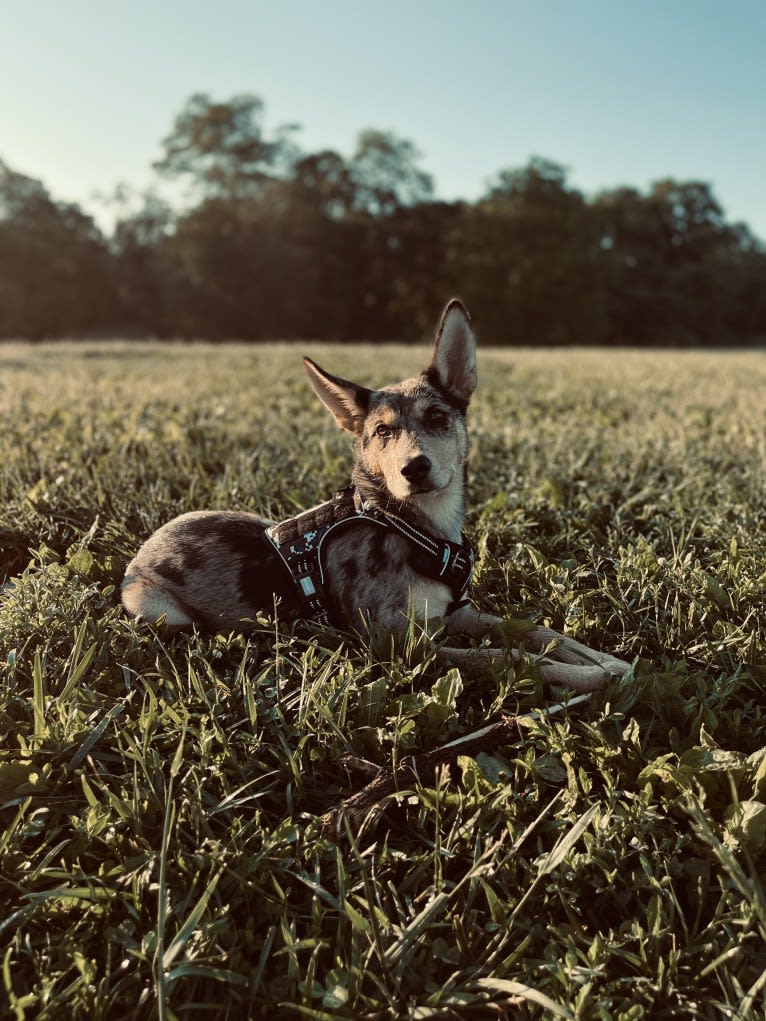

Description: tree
[349,130,433,217]
[721,225,766,341]
[291,149,357,220]
[153,92,299,200]
[452,157,607,344]
[329,130,438,338]
[0,159,116,338]
[108,186,176,335]
[4,92,765,345]
[594,179,748,344]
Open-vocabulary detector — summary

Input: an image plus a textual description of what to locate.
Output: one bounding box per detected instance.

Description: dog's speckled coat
[122,301,630,691]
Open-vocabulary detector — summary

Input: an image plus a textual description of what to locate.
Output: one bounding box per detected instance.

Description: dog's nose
[401,454,432,483]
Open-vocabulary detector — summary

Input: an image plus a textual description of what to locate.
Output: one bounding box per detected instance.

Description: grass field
[1,340,765,1020]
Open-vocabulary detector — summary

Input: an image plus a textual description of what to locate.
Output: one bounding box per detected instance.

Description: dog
[121,300,630,692]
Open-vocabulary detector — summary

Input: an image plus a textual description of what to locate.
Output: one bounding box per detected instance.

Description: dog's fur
[122,301,629,691]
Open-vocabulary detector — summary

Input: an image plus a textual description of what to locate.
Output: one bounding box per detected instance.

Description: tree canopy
[1,94,764,344]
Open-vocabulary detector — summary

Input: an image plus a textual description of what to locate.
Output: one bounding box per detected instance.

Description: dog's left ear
[303,357,372,435]
[425,299,477,406]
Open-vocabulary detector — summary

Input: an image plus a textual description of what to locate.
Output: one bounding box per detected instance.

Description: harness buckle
[438,543,473,597]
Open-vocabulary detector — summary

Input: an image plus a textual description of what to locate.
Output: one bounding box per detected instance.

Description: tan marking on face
[360,383,468,504]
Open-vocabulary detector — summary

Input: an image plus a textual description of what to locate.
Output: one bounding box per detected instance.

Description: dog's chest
[323,525,453,628]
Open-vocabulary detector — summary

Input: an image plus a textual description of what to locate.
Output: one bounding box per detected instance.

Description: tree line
[1,92,764,345]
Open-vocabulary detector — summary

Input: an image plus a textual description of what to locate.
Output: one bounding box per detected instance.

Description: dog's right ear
[303,358,372,435]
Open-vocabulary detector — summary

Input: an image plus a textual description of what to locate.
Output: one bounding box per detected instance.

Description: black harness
[265,486,474,627]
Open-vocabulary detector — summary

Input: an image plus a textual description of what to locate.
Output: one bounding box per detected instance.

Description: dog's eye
[374,423,392,438]
[425,407,448,428]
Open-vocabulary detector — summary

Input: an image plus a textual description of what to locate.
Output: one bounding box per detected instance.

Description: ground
[1,341,765,1019]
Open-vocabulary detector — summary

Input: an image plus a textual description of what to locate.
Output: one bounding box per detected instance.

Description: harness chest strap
[265,486,474,626]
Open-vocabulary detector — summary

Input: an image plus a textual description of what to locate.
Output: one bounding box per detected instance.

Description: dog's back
[122,511,291,630]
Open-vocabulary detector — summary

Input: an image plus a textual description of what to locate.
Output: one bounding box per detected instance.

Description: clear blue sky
[2,0,765,238]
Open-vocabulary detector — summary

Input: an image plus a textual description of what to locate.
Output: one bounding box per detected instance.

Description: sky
[2,0,765,239]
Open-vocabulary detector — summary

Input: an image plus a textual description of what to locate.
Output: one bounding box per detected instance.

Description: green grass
[1,340,765,1020]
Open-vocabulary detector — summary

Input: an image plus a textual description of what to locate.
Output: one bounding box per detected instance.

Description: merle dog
[122,301,629,690]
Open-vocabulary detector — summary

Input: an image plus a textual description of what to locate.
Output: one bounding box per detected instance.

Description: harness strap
[265,488,357,627]
[265,486,474,626]
[360,504,474,601]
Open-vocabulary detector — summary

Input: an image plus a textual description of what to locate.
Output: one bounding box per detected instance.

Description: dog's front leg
[438,643,609,692]
[446,602,529,641]
[522,623,631,677]
[444,601,630,690]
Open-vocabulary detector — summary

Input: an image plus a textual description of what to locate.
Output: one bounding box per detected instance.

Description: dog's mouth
[408,482,440,496]
[401,479,434,495]
[360,464,455,503]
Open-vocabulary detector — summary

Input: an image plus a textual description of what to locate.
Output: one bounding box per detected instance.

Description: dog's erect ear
[425,299,477,406]
[303,358,372,435]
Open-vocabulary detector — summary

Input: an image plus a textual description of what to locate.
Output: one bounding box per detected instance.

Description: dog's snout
[401,454,432,483]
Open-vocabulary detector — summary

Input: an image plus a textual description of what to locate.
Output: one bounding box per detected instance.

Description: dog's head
[303,300,477,515]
